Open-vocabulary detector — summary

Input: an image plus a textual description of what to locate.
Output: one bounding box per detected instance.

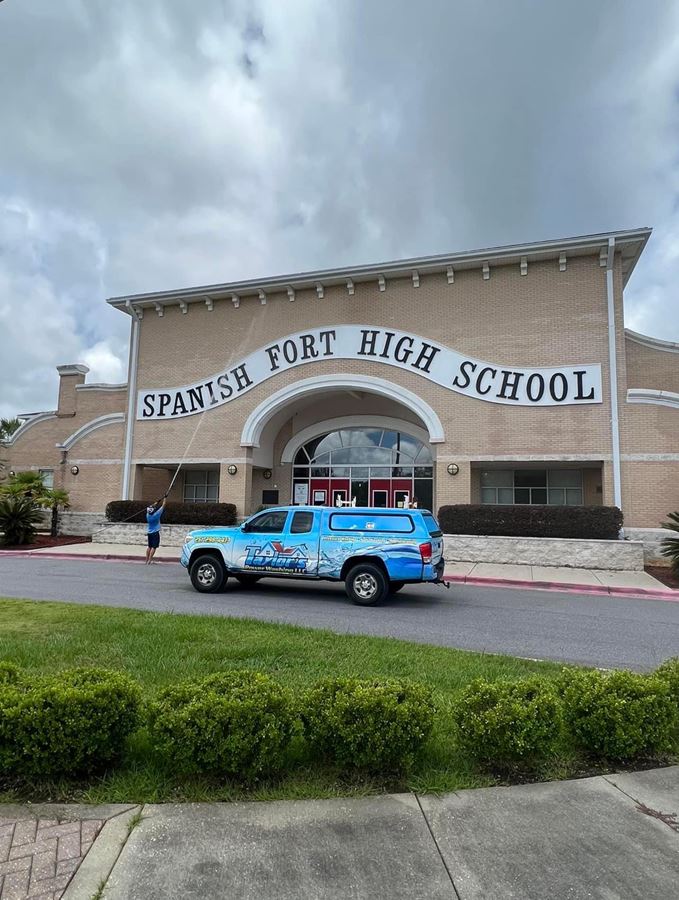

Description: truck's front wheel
[190,554,226,593]
[345,563,389,606]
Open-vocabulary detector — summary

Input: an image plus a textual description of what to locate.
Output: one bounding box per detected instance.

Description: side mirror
[241,522,250,533]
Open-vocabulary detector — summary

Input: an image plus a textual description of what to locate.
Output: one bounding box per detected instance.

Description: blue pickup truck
[181,505,446,605]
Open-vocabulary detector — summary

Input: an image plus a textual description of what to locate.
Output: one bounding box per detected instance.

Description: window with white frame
[480,469,583,505]
[39,469,54,489]
[183,470,219,503]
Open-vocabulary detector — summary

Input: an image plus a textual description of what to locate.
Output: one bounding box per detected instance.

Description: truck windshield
[423,514,442,537]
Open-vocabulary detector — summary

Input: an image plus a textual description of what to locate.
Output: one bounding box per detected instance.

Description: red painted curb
[443,574,679,600]
[0,551,178,565]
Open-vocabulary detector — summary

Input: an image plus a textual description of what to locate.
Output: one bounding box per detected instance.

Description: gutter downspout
[605,237,623,532]
[121,303,141,500]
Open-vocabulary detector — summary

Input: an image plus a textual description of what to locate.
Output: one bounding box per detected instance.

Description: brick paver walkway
[0,816,103,900]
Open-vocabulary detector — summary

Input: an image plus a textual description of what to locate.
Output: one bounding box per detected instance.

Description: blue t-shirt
[146,507,164,534]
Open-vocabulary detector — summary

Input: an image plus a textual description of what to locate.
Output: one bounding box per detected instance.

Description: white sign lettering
[137,325,602,419]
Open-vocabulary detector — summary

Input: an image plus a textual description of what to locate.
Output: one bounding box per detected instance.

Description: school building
[5,227,678,542]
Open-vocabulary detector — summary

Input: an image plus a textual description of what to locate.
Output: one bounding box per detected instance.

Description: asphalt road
[0,556,677,670]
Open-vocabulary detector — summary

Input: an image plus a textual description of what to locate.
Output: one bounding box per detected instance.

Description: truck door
[285,509,319,575]
[232,509,318,577]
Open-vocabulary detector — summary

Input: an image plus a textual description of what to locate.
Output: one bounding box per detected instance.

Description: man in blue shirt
[145,495,167,565]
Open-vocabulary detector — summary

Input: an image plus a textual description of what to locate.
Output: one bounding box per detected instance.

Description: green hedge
[452,678,561,767]
[437,504,623,539]
[148,671,295,779]
[105,500,237,526]
[560,669,677,761]
[0,667,142,776]
[655,658,679,706]
[301,678,436,773]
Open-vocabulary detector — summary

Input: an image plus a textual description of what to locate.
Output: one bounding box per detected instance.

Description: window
[183,470,219,503]
[329,513,414,533]
[293,427,435,507]
[246,510,288,533]
[480,469,583,505]
[39,469,54,489]
[290,511,314,534]
[423,514,442,537]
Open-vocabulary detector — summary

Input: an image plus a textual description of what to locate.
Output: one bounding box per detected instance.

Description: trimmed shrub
[0,495,44,545]
[0,662,20,684]
[105,500,237,526]
[0,667,142,777]
[452,678,561,767]
[660,511,679,572]
[560,669,678,761]
[148,671,295,779]
[655,658,679,706]
[436,504,623,540]
[301,678,436,773]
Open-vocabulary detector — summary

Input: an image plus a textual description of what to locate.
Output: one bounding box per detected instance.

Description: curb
[0,551,178,564]
[443,573,679,600]
[63,805,142,900]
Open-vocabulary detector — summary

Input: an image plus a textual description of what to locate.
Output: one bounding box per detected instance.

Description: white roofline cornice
[56,412,126,450]
[627,388,679,409]
[75,383,128,392]
[108,227,652,314]
[625,329,679,354]
[4,411,57,446]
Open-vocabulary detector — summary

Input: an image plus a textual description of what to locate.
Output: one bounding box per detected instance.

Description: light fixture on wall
[70,465,79,476]
[227,464,238,475]
[9,471,15,478]
[447,463,459,476]
[263,469,272,479]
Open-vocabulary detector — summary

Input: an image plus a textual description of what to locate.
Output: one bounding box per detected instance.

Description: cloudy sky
[1,0,678,417]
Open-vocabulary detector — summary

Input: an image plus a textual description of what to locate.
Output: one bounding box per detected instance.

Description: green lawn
[0,597,594,802]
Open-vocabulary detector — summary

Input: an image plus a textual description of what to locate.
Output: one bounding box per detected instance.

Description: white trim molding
[76,383,127,393]
[627,388,679,409]
[57,413,125,450]
[122,316,141,499]
[241,374,446,449]
[625,329,679,354]
[605,237,623,512]
[4,411,57,446]
[280,416,434,465]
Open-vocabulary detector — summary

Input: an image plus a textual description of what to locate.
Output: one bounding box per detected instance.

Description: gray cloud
[1,0,678,417]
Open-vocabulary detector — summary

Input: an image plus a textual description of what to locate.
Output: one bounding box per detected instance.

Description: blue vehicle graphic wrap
[319,538,423,579]
[244,541,309,573]
[181,506,445,600]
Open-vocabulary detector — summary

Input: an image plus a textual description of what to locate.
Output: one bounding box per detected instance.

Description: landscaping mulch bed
[646,566,679,590]
[0,534,92,552]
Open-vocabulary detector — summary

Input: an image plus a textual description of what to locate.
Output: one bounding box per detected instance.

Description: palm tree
[0,471,71,537]
[0,417,21,482]
[0,418,21,443]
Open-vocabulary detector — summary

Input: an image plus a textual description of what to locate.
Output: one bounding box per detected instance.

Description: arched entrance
[291,426,434,509]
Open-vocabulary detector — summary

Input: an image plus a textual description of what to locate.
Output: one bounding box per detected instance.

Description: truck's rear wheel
[345,563,389,606]
[190,554,226,593]
[235,574,262,587]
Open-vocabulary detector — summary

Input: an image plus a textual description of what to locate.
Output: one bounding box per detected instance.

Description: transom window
[183,470,219,503]
[480,469,583,506]
[293,427,434,509]
[294,428,433,477]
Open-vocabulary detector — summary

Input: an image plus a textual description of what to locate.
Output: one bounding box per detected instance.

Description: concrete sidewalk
[0,766,676,899]
[10,540,676,596]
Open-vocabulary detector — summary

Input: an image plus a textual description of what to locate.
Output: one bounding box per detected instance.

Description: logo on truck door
[244,541,309,572]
